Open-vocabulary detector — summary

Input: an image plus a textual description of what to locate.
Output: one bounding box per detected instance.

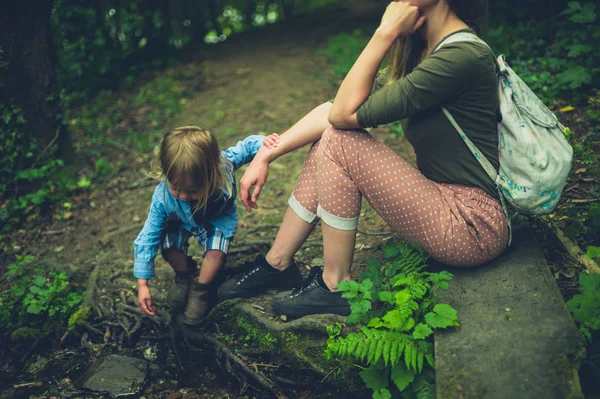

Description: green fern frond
[383,339,392,366]
[404,341,413,370]
[330,329,413,367]
[391,340,399,366]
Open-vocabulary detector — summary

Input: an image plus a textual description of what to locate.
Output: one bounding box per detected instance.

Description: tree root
[214,301,346,336]
[82,252,108,310]
[549,223,600,274]
[175,315,289,399]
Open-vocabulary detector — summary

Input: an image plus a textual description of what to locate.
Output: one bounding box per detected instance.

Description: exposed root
[229,302,346,336]
[175,315,289,399]
[550,223,600,274]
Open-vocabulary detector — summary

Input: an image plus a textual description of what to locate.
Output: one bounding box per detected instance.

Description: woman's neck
[419,2,469,56]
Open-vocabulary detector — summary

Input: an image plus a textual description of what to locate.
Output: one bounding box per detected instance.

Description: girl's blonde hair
[384,0,487,84]
[150,126,232,210]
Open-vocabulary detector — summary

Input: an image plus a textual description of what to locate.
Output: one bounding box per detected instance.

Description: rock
[79,355,148,397]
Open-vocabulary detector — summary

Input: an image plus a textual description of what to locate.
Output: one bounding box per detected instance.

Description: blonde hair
[384,0,487,84]
[149,126,232,210]
[385,34,425,85]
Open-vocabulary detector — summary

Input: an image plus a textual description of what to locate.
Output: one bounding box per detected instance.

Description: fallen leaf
[280,315,288,321]
[559,105,575,113]
[575,168,587,174]
[54,246,64,252]
[505,308,511,312]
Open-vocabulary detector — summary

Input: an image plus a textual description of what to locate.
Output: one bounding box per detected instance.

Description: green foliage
[236,316,277,350]
[68,307,91,332]
[326,241,458,398]
[11,327,42,342]
[587,247,600,262]
[567,273,600,342]
[0,49,79,233]
[0,254,85,336]
[486,1,599,101]
[322,30,369,83]
[51,0,177,95]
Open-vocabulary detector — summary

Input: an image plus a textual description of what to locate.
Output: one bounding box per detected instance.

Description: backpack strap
[436,32,513,244]
[436,32,503,74]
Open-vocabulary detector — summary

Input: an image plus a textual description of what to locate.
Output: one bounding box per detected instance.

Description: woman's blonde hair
[150,126,232,210]
[385,0,487,84]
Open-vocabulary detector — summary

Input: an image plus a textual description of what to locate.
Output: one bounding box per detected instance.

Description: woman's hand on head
[378,1,426,40]
[240,149,270,213]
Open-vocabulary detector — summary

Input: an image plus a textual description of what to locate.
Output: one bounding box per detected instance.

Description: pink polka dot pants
[288,127,509,267]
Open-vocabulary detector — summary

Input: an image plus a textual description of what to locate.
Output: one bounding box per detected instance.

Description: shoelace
[236,261,260,283]
[291,266,322,295]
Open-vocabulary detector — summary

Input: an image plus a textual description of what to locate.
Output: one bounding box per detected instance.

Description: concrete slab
[433,224,584,399]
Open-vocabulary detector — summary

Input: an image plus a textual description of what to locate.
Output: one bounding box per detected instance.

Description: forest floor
[3,8,599,399]
[3,11,417,399]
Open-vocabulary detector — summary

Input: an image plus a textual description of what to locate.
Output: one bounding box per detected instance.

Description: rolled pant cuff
[317,205,358,231]
[288,194,320,225]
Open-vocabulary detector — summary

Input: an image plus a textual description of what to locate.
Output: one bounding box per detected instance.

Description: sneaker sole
[272,304,351,318]
[218,278,303,300]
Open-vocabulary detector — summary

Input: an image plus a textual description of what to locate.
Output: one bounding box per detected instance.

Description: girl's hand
[378,1,426,40]
[263,133,280,149]
[137,280,156,317]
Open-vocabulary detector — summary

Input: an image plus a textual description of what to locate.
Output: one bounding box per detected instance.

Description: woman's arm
[239,101,332,212]
[328,2,425,129]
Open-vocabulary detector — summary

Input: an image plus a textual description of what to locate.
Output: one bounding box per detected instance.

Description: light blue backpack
[437,32,573,225]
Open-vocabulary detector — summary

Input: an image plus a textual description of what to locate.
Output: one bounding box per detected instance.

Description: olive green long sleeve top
[356,29,500,199]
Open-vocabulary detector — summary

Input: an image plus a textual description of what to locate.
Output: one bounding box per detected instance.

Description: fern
[330,327,411,367]
[328,240,459,398]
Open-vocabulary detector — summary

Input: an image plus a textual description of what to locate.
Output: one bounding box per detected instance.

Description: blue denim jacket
[133,135,265,279]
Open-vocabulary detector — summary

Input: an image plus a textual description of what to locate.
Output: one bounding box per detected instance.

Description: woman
[218,0,509,318]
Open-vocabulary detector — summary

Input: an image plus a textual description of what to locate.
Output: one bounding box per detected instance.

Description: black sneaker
[218,255,303,300]
[271,267,350,318]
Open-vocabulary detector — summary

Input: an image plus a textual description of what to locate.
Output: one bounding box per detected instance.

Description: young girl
[133,126,279,325]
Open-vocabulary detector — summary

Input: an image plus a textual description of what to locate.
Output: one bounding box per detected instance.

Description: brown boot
[166,258,197,311]
[182,281,210,326]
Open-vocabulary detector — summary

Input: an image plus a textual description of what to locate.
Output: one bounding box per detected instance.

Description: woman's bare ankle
[265,252,293,271]
[322,270,351,292]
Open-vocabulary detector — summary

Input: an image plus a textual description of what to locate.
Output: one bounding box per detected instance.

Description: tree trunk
[0,0,73,164]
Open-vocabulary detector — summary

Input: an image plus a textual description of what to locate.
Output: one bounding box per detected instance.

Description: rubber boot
[166,257,197,311]
[182,281,210,326]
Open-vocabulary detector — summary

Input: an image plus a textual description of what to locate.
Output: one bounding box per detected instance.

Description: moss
[222,308,365,396]
[67,306,90,331]
[236,316,278,351]
[11,326,42,342]
[548,353,584,399]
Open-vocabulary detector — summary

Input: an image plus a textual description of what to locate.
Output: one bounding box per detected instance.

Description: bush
[0,255,85,337]
[486,1,599,102]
